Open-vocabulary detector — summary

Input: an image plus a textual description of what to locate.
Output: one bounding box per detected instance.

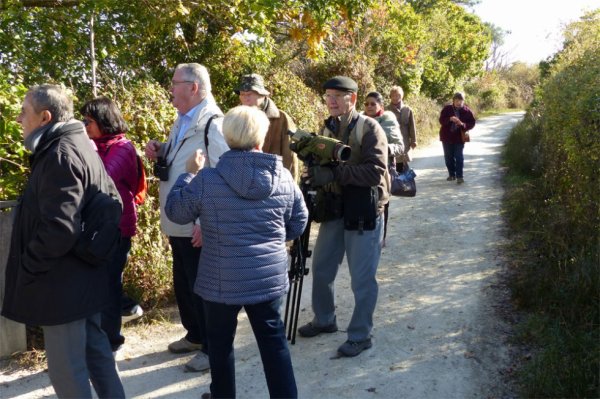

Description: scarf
[24,122,66,153]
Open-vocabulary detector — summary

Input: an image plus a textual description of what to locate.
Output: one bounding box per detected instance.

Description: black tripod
[283,181,315,344]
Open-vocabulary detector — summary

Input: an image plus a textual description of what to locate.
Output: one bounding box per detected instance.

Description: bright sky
[471,0,599,65]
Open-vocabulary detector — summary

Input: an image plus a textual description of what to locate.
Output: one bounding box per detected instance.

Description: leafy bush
[265,67,328,132]
[0,74,32,202]
[407,93,442,146]
[502,10,600,397]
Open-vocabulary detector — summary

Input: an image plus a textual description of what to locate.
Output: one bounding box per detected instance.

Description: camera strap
[341,116,360,145]
[163,136,190,168]
[204,114,218,168]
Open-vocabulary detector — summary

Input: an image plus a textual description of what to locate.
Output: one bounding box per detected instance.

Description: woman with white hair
[165,105,308,399]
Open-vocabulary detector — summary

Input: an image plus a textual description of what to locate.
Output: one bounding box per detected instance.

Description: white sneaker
[185,352,210,372]
[122,304,144,324]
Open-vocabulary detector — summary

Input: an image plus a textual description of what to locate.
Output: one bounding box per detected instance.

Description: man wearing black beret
[298,76,390,357]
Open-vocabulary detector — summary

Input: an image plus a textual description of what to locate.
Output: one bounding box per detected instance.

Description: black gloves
[308,165,335,187]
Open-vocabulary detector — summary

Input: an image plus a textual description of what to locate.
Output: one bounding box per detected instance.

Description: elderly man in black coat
[1,85,125,398]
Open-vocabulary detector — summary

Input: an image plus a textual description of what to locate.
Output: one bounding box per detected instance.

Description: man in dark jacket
[1,85,125,398]
[297,76,389,357]
[438,92,476,184]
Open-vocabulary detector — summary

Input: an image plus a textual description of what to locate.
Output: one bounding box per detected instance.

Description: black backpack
[73,189,122,267]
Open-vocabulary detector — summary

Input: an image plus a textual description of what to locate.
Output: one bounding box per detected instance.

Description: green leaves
[0,74,28,201]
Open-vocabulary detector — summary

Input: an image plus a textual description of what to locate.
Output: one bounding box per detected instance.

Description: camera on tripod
[153,157,170,181]
[288,129,351,165]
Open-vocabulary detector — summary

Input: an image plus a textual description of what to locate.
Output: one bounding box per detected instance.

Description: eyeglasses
[171,80,195,87]
[322,93,350,101]
[364,102,378,106]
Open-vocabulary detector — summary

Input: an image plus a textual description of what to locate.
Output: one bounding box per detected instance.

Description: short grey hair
[222,105,270,151]
[27,84,73,122]
[175,63,212,95]
[390,85,404,99]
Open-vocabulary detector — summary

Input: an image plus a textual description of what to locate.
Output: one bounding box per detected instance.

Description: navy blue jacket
[165,150,308,305]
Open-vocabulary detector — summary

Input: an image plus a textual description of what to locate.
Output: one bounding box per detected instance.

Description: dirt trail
[1,112,524,399]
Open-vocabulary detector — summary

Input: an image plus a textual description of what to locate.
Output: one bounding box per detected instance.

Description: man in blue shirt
[145,63,229,372]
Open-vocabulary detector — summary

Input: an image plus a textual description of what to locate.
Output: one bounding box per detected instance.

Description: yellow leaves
[287,10,332,59]
[176,1,190,16]
[289,27,303,41]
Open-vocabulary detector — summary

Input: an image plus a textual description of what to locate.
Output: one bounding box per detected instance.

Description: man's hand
[307,165,335,187]
[145,140,162,161]
[411,142,417,149]
[186,149,205,174]
[191,224,203,248]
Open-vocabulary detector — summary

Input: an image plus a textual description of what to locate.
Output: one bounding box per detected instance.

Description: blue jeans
[101,237,131,351]
[442,142,465,178]
[311,216,383,341]
[169,236,206,345]
[42,313,125,398]
[203,297,297,399]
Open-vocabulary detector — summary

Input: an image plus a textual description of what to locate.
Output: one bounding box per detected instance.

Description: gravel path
[0,112,524,399]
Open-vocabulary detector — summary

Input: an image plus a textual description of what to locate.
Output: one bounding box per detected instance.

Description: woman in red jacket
[81,97,143,353]
[438,92,476,184]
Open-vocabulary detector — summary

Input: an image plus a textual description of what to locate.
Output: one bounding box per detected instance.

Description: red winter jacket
[439,104,476,144]
[94,134,138,237]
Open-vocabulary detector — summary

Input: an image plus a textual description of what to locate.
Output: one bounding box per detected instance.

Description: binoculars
[153,157,170,181]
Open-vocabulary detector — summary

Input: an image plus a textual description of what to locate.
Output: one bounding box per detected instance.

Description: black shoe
[337,338,372,357]
[297,321,338,337]
[446,176,456,181]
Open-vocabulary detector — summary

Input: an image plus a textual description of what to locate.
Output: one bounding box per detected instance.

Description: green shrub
[0,75,35,202]
[408,94,441,146]
[502,10,600,397]
[265,67,328,133]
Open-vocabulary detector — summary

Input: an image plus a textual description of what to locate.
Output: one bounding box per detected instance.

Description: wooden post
[0,201,26,358]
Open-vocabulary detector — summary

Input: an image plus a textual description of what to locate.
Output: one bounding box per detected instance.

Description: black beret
[323,76,358,93]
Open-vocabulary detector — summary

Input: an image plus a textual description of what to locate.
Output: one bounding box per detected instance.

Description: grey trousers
[42,313,125,398]
[310,216,384,341]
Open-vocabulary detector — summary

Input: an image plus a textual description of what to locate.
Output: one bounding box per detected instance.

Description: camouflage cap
[234,73,270,96]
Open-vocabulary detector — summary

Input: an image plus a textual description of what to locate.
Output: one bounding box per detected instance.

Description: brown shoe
[168,337,203,354]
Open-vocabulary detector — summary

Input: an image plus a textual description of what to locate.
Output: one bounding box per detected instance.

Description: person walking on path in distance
[166,105,308,399]
[235,73,300,181]
[298,76,390,357]
[387,85,417,172]
[145,63,229,372]
[2,84,125,398]
[438,91,476,184]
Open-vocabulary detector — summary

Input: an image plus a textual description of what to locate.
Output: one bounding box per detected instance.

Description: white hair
[175,63,212,96]
[222,105,270,150]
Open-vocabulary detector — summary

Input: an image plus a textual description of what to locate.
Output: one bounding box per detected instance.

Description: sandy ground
[0,112,525,399]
